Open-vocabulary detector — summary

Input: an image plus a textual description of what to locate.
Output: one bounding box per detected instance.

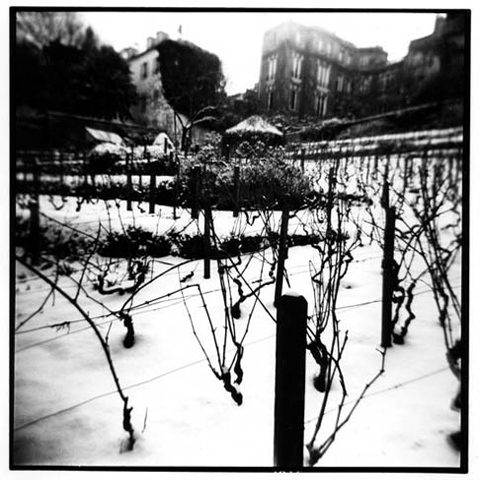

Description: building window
[359,76,372,93]
[267,55,277,81]
[326,42,332,56]
[345,79,352,94]
[317,37,323,51]
[359,56,368,67]
[290,88,298,111]
[380,73,387,91]
[386,72,394,89]
[292,54,303,79]
[154,57,161,74]
[316,94,328,117]
[267,90,274,110]
[339,50,344,63]
[336,74,344,92]
[316,61,331,87]
[141,61,148,79]
[345,54,351,66]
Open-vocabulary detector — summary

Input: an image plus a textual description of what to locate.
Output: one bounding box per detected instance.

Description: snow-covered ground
[13,197,465,469]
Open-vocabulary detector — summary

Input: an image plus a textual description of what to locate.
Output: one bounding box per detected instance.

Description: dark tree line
[15,12,137,121]
[14,11,264,144]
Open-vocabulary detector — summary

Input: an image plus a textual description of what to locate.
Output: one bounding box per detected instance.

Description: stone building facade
[258,13,466,119]
[121,32,212,147]
[121,31,176,135]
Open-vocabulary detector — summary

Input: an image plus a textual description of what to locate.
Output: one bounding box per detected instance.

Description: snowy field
[12,196,466,470]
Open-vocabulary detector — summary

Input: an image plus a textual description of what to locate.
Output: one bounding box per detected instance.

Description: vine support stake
[381,157,390,209]
[149,173,156,214]
[204,205,211,279]
[326,166,335,235]
[233,165,240,217]
[83,151,88,185]
[192,165,201,219]
[29,156,41,264]
[274,294,307,469]
[405,155,413,188]
[173,151,180,220]
[59,151,64,186]
[147,151,155,214]
[126,150,132,211]
[381,205,396,348]
[274,208,290,307]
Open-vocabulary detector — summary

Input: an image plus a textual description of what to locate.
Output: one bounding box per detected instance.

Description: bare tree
[16,11,86,48]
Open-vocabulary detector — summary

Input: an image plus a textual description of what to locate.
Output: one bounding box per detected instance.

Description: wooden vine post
[326,166,335,235]
[83,151,88,185]
[274,294,307,468]
[448,155,454,186]
[381,205,396,348]
[59,151,64,187]
[29,156,41,264]
[203,204,211,279]
[381,160,395,348]
[147,150,155,214]
[365,155,371,182]
[454,152,461,185]
[126,149,132,211]
[173,149,180,220]
[381,158,390,209]
[138,148,143,192]
[274,208,290,307]
[90,153,96,188]
[191,165,201,219]
[233,165,240,217]
[404,155,412,189]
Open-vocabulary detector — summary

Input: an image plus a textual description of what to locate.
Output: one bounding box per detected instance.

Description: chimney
[147,36,155,49]
[156,31,169,44]
[434,15,446,34]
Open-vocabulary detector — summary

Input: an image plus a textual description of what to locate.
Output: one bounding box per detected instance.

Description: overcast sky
[79,11,442,95]
[82,11,439,94]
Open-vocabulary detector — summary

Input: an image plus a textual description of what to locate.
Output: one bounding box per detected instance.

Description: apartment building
[258,13,466,118]
[121,31,176,134]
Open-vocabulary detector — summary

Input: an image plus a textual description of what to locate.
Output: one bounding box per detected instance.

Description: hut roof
[225,115,283,137]
[88,142,128,157]
[85,127,125,146]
